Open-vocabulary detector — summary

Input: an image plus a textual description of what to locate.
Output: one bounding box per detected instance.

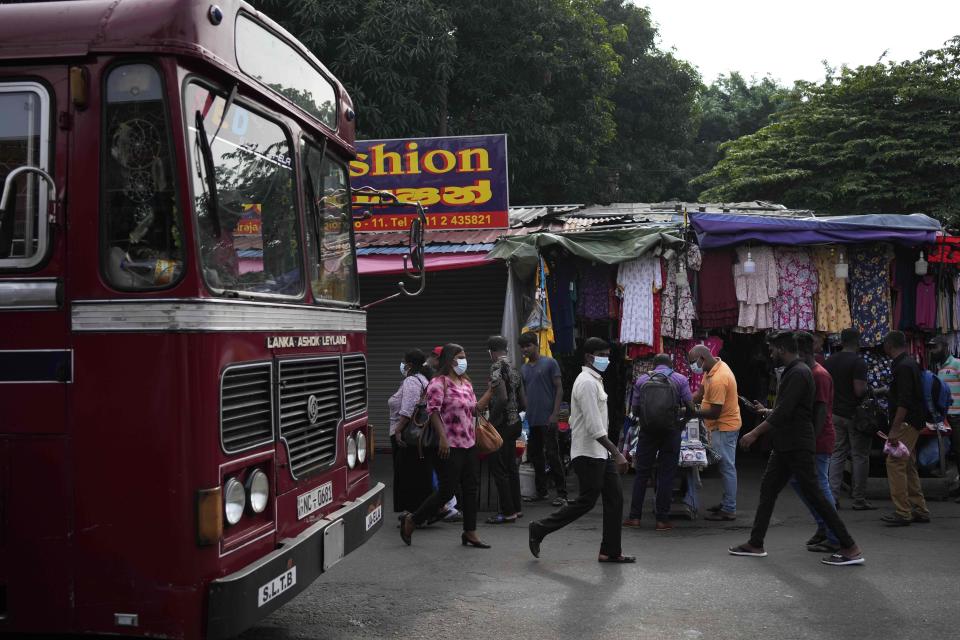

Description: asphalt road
[242,454,960,640]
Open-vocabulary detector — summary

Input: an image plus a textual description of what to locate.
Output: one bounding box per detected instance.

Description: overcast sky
[638,0,960,85]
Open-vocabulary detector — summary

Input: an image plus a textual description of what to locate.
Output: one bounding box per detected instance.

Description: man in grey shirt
[519,332,567,505]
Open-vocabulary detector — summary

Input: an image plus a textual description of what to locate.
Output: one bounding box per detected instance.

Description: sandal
[598,554,636,563]
[398,514,413,546]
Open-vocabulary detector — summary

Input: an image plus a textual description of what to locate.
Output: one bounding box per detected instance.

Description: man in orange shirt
[689,345,742,521]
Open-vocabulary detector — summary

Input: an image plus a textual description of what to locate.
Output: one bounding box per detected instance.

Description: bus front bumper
[205,482,385,640]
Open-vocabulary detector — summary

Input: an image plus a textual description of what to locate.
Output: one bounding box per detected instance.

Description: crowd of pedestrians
[390,326,959,567]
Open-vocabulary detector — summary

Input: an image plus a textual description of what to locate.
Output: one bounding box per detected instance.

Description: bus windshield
[185,82,303,298]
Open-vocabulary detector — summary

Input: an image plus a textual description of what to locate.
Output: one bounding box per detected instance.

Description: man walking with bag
[623,354,695,531]
[529,338,634,563]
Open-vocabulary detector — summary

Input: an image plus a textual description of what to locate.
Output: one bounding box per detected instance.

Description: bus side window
[101,63,184,290]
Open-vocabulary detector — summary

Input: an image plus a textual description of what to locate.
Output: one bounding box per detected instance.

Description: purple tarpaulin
[691,213,941,248]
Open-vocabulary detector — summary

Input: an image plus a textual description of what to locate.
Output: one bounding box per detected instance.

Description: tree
[694,38,960,222]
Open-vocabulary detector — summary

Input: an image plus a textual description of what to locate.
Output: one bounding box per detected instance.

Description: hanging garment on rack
[546,256,577,353]
[577,262,611,321]
[618,256,662,346]
[733,246,778,331]
[849,244,894,347]
[813,247,852,334]
[698,248,739,328]
[523,259,555,357]
[892,247,919,330]
[772,247,818,330]
[916,274,936,331]
[661,244,702,340]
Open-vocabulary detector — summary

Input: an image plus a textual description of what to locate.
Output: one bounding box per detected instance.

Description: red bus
[0,1,411,638]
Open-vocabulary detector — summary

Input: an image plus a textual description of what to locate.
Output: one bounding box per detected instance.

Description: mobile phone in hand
[738,396,759,412]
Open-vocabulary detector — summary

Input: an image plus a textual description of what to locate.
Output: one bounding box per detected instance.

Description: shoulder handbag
[401,376,437,452]
[475,413,504,455]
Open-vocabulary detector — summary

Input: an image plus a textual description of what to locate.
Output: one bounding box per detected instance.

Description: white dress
[618,256,662,345]
[733,246,779,331]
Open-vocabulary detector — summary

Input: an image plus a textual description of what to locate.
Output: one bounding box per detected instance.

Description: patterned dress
[849,244,894,347]
[661,245,702,340]
[813,247,853,333]
[734,246,779,331]
[618,256,662,346]
[773,248,818,330]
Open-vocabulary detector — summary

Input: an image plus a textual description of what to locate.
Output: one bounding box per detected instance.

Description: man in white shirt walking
[528,338,634,563]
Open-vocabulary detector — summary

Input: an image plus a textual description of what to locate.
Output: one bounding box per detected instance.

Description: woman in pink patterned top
[401,343,492,549]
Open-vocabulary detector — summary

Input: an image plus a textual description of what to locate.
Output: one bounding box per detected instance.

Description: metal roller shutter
[360,264,507,448]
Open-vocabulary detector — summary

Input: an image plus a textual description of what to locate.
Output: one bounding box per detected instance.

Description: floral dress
[618,256,662,345]
[813,247,853,334]
[661,244,702,340]
[773,248,818,330]
[849,244,894,347]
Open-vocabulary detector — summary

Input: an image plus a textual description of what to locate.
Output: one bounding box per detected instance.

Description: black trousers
[391,437,434,513]
[535,457,623,557]
[491,421,522,516]
[529,423,567,497]
[411,447,479,532]
[750,449,856,549]
[628,426,683,520]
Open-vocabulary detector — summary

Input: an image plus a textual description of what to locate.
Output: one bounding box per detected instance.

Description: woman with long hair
[389,349,433,513]
[400,343,491,548]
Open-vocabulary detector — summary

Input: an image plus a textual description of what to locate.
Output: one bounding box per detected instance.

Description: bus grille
[220,362,274,453]
[278,358,342,477]
[342,354,367,417]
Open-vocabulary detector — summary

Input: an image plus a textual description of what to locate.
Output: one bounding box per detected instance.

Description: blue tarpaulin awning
[691,213,941,248]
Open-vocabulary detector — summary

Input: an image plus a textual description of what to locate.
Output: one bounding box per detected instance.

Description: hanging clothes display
[577,261,611,321]
[661,244,702,340]
[892,247,919,330]
[697,248,739,329]
[523,258,555,357]
[733,245,778,331]
[813,247,852,334]
[915,274,936,331]
[618,256,662,346]
[849,244,894,347]
[772,247,818,330]
[546,255,577,353]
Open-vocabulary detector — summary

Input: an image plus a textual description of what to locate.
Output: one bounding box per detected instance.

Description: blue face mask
[689,359,704,375]
[454,358,468,375]
[592,355,610,372]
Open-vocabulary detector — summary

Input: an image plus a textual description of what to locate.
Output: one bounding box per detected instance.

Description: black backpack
[637,371,680,432]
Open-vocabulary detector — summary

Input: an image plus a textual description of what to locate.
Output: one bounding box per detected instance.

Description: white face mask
[689,359,704,375]
[454,358,468,375]
[401,362,408,377]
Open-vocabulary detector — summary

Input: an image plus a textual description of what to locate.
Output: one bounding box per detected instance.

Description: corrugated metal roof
[575,201,812,218]
[509,204,583,228]
[561,215,629,230]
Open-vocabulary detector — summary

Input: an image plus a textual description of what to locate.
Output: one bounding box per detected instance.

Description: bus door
[0,68,71,630]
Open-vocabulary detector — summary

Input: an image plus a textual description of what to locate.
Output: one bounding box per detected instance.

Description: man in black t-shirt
[880,331,930,526]
[825,329,873,509]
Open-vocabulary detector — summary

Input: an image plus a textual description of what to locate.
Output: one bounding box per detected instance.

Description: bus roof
[0,0,356,150]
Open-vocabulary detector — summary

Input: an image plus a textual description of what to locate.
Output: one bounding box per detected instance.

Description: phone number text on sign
[354,211,509,232]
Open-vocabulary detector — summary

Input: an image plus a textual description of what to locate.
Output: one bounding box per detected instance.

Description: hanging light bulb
[835,250,849,280]
[915,250,928,276]
[743,250,757,274]
[677,262,690,289]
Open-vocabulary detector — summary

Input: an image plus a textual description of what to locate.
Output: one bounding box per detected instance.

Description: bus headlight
[246,468,269,514]
[223,477,245,526]
[346,433,358,469]
[356,431,367,465]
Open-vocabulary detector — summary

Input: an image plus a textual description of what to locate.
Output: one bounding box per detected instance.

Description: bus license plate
[258,566,296,607]
[297,481,333,520]
[366,503,382,531]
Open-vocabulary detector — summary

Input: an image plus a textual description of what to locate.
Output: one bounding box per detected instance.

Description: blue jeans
[790,453,838,544]
[712,430,739,513]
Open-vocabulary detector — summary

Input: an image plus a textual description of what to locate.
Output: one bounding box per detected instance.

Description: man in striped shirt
[928,336,960,502]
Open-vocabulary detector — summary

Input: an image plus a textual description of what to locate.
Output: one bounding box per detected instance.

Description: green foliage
[695,38,960,223]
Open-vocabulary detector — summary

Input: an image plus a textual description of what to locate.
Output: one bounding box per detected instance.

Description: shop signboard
[350,134,509,232]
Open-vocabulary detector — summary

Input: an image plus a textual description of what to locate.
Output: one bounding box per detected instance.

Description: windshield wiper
[194,110,221,238]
